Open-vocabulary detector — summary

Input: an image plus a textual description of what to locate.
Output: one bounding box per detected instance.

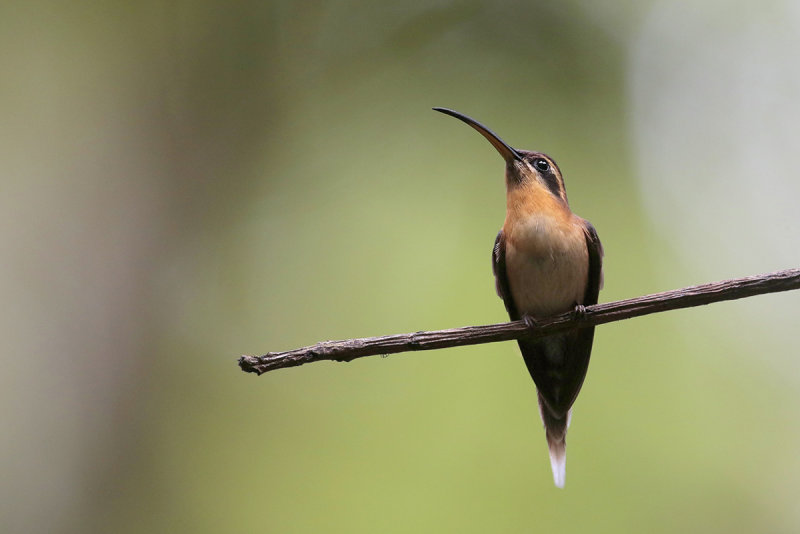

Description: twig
[239,268,800,375]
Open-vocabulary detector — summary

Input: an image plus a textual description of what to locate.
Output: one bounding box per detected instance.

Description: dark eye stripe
[527,157,563,200]
[539,169,563,199]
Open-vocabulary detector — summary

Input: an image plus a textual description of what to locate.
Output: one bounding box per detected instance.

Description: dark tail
[538,392,570,488]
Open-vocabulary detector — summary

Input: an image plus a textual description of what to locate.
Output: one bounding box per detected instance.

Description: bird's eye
[533,158,550,172]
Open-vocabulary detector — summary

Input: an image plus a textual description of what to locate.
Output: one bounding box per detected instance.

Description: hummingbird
[433,107,603,488]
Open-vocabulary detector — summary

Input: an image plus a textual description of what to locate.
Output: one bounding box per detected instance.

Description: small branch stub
[239,268,800,376]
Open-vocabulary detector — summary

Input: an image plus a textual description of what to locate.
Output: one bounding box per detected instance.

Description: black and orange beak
[433,107,522,163]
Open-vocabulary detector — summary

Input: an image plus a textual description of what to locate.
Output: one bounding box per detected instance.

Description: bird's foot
[572,303,587,322]
[522,314,540,330]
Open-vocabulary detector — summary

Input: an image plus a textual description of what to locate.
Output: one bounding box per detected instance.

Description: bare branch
[239,268,800,375]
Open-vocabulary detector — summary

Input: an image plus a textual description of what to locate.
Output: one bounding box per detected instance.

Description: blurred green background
[3,1,800,533]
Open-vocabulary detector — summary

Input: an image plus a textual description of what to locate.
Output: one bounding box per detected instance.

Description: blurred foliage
[2,1,799,533]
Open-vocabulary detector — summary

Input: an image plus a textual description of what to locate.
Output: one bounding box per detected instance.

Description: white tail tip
[549,444,566,488]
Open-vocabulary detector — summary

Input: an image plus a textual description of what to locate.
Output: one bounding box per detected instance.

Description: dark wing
[492,230,519,320]
[581,220,604,306]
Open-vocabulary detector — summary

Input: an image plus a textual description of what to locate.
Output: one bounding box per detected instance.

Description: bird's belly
[506,216,588,317]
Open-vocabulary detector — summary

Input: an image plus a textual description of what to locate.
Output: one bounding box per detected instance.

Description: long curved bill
[433,107,522,163]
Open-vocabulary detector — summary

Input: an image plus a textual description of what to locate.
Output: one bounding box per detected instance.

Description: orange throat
[502,182,589,317]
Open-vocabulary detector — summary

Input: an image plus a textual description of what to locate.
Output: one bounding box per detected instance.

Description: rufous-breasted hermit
[433,107,604,488]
